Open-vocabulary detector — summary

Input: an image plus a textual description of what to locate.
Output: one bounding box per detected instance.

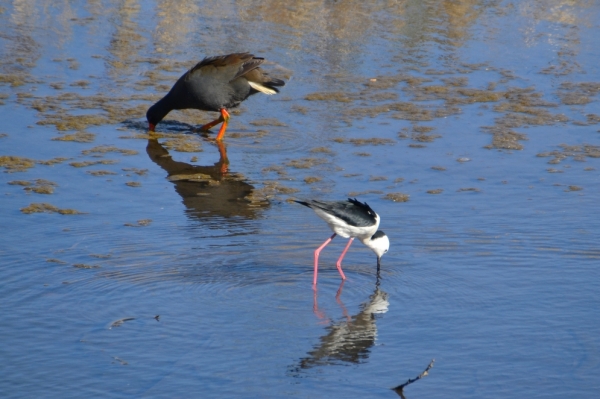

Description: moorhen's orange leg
[198,112,223,131]
[215,108,230,141]
[198,108,230,140]
[215,140,230,174]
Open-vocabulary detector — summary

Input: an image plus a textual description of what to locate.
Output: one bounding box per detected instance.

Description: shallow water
[1,0,599,397]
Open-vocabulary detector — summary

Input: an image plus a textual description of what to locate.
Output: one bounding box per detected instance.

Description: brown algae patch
[285,157,327,169]
[46,258,68,264]
[82,145,138,156]
[431,166,447,171]
[354,152,371,157]
[384,192,410,202]
[8,180,31,186]
[348,190,384,196]
[73,263,100,269]
[427,189,444,194]
[20,203,84,215]
[246,181,299,202]
[483,127,528,150]
[310,147,334,154]
[87,170,117,176]
[305,92,353,103]
[38,157,70,166]
[125,182,141,187]
[558,82,600,105]
[69,160,118,168]
[290,105,309,114]
[262,165,287,176]
[455,88,503,103]
[0,156,36,172]
[565,185,583,192]
[22,179,58,194]
[304,176,322,184]
[457,187,481,192]
[122,167,148,176]
[537,144,600,164]
[124,219,152,227]
[52,132,96,143]
[37,114,110,131]
[249,118,287,127]
[369,176,388,181]
[333,137,395,146]
[162,137,202,153]
[412,132,441,142]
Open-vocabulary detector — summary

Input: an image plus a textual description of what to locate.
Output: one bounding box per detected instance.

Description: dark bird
[295,198,390,285]
[146,52,285,140]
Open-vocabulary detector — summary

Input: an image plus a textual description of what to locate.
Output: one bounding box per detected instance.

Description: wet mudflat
[1,1,599,397]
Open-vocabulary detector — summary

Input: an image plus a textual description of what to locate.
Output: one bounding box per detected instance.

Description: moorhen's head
[146,105,159,132]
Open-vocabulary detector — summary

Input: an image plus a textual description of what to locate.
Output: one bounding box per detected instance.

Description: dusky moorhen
[146,52,285,140]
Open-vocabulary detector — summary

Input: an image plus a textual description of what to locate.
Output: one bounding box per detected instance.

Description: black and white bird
[295,198,390,285]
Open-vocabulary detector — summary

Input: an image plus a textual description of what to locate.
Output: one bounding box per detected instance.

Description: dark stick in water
[392,359,435,397]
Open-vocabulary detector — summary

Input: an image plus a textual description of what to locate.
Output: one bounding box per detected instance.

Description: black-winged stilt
[295,198,390,285]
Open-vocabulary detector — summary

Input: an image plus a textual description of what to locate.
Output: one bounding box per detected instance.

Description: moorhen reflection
[293,273,389,371]
[146,138,269,220]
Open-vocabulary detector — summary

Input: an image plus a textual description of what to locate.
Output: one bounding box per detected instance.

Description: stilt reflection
[297,272,389,370]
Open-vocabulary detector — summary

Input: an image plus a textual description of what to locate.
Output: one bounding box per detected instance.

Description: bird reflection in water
[293,272,389,371]
[145,138,269,220]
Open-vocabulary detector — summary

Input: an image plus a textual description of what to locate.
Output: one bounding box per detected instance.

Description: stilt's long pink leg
[335,238,354,281]
[314,233,336,285]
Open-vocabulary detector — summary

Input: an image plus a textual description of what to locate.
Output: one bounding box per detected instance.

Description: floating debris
[392,359,435,395]
[124,219,152,227]
[46,258,68,264]
[109,317,135,329]
[73,263,100,269]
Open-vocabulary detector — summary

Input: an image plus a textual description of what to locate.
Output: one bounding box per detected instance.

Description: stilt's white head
[363,230,389,266]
